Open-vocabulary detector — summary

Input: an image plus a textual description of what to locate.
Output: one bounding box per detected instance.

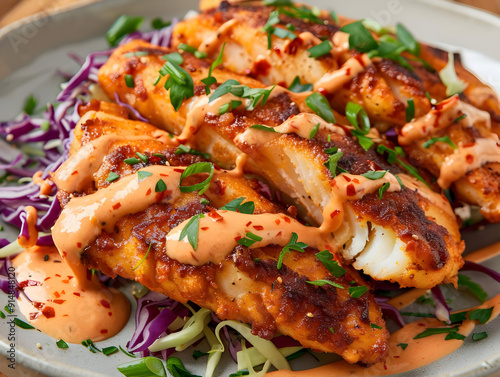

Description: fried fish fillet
[173,1,500,219]
[51,108,390,364]
[97,40,464,288]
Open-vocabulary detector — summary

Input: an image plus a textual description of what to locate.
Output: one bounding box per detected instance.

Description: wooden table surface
[0,0,499,27]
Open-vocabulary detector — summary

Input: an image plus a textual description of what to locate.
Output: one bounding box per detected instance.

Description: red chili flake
[53,300,65,305]
[146,188,152,196]
[55,274,61,277]
[33,302,44,310]
[44,277,51,281]
[62,314,69,317]
[207,211,223,221]
[101,329,108,334]
[383,364,388,370]
[318,88,328,96]
[112,203,122,210]
[160,173,168,177]
[149,156,161,164]
[346,184,356,197]
[463,142,476,148]
[466,154,474,164]
[42,306,55,318]
[30,313,39,320]
[422,125,427,133]
[283,217,291,223]
[108,312,113,316]
[352,178,360,184]
[246,221,252,227]
[100,300,111,309]
[62,251,67,257]
[253,225,264,231]
[18,280,41,288]
[201,227,209,231]
[71,171,78,176]
[343,175,351,182]
[418,323,426,327]
[53,291,60,298]
[277,231,282,236]
[394,356,400,359]
[345,67,351,76]
[329,179,338,188]
[235,236,242,242]
[61,290,65,294]
[275,219,281,225]
[67,276,73,280]
[174,168,184,173]
[73,292,81,297]
[62,280,69,284]
[76,242,82,248]
[330,210,341,218]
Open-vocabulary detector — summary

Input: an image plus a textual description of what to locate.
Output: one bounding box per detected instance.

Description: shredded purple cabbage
[114,93,150,123]
[431,286,451,324]
[375,297,406,328]
[461,260,500,282]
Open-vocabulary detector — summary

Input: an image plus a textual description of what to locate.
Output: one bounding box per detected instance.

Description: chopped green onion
[309,123,320,139]
[351,130,374,151]
[120,345,136,358]
[218,103,230,115]
[159,55,194,111]
[307,40,333,59]
[439,52,468,96]
[306,92,336,123]
[200,198,210,205]
[175,144,210,159]
[106,15,144,47]
[469,307,493,324]
[379,182,390,199]
[179,214,204,251]
[445,332,466,341]
[449,311,468,324]
[422,136,457,149]
[362,18,389,34]
[220,197,255,214]
[178,43,207,59]
[330,10,339,23]
[201,43,226,94]
[315,250,346,277]
[124,157,141,165]
[117,356,167,377]
[396,23,420,56]
[454,114,467,123]
[23,95,37,115]
[237,232,263,247]
[288,76,313,93]
[151,17,171,30]
[277,232,308,269]
[395,175,405,189]
[81,339,101,353]
[179,162,214,195]
[413,327,459,339]
[406,98,415,122]
[106,172,120,182]
[306,279,344,289]
[323,148,343,178]
[124,74,135,88]
[329,327,335,334]
[135,152,148,163]
[472,332,488,341]
[56,339,69,349]
[155,179,167,193]
[124,51,149,58]
[345,102,370,134]
[249,124,277,133]
[361,171,387,180]
[398,343,408,350]
[340,20,379,53]
[370,323,383,329]
[348,286,368,298]
[137,171,152,182]
[396,158,430,188]
[458,274,487,303]
[133,243,152,271]
[103,346,118,356]
[193,350,209,360]
[14,318,35,329]
[0,311,4,319]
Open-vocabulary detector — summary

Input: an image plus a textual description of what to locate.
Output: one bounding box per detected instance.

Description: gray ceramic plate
[0,0,499,376]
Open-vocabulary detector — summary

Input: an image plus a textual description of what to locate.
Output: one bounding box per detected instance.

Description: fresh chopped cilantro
[413,327,459,339]
[179,162,214,195]
[81,339,101,353]
[103,346,118,356]
[175,144,210,159]
[458,274,487,303]
[180,214,204,251]
[277,232,308,269]
[469,307,493,324]
[249,124,277,132]
[306,92,336,123]
[308,40,333,59]
[56,339,69,349]
[155,179,167,193]
[340,20,378,53]
[137,171,152,182]
[237,232,263,247]
[379,182,390,199]
[361,171,387,180]
[306,279,344,289]
[315,250,346,277]
[201,43,226,94]
[220,197,255,214]
[288,76,313,93]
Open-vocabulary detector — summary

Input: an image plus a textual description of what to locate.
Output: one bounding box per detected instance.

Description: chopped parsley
[306,279,344,289]
[124,74,135,88]
[307,40,333,59]
[180,214,204,251]
[472,332,488,341]
[81,339,101,353]
[348,285,368,298]
[237,232,263,247]
[305,92,336,123]
[361,171,387,180]
[179,162,214,195]
[315,250,346,277]
[323,147,343,177]
[56,339,69,349]
[288,76,313,93]
[155,179,167,193]
[103,346,119,356]
[413,327,460,339]
[398,343,408,350]
[340,20,378,53]
[220,197,255,214]
[422,136,457,150]
[209,79,276,111]
[277,232,308,269]
[469,307,493,324]
[200,198,210,205]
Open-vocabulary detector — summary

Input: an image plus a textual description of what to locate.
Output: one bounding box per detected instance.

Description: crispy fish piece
[97,40,464,288]
[51,109,390,364]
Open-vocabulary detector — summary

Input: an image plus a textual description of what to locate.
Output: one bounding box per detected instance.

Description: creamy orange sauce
[320,172,402,233]
[17,206,38,248]
[331,31,350,55]
[13,246,129,343]
[399,95,491,145]
[32,171,53,196]
[314,54,371,93]
[438,138,500,189]
[165,210,332,266]
[53,132,174,193]
[52,165,184,282]
[267,294,500,377]
[226,153,248,177]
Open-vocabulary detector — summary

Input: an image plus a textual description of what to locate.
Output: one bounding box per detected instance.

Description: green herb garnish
[56,339,69,349]
[406,98,415,122]
[137,171,152,182]
[422,136,457,149]
[306,92,336,123]
[277,232,308,269]
[308,40,333,58]
[306,279,344,289]
[155,179,167,193]
[175,144,210,159]
[201,43,226,94]
[179,162,214,195]
[315,250,346,277]
[220,197,255,214]
[133,243,152,271]
[124,74,135,88]
[117,356,167,377]
[106,15,144,47]
[288,76,313,93]
[103,346,119,356]
[237,232,263,247]
[348,286,368,298]
[249,124,277,132]
[469,307,493,324]
[180,214,204,251]
[106,172,120,182]
[472,332,488,341]
[361,171,387,180]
